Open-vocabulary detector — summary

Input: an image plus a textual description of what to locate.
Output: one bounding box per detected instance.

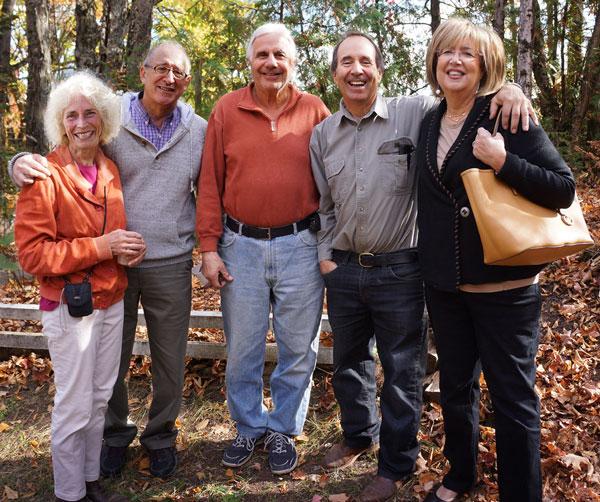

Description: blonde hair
[44,71,121,147]
[426,17,505,98]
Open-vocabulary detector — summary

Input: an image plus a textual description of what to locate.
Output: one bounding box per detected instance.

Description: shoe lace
[265,431,292,454]
[232,434,255,449]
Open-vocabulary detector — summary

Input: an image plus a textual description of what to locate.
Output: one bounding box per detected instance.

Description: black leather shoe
[149,446,178,478]
[86,480,128,502]
[100,444,127,477]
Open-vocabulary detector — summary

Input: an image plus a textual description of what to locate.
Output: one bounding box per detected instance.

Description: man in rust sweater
[196,23,330,475]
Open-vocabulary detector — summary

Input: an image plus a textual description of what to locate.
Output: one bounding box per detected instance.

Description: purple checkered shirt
[130,92,181,150]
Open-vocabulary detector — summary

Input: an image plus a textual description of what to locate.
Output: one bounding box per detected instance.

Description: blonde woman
[417,19,575,502]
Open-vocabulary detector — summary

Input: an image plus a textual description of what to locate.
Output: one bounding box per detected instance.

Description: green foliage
[0,231,18,272]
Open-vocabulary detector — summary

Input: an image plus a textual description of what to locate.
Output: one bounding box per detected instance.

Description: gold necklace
[444,110,467,122]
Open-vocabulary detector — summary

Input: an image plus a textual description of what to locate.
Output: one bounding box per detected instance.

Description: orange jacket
[15,145,128,309]
[196,84,330,251]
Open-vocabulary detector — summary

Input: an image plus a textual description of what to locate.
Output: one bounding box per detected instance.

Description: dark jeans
[425,284,542,502]
[103,260,192,450]
[324,252,427,480]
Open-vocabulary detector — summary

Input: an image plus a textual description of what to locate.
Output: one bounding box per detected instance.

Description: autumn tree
[0,0,16,150]
[24,0,51,154]
[75,0,99,70]
[125,0,161,84]
[492,0,507,39]
[517,0,533,96]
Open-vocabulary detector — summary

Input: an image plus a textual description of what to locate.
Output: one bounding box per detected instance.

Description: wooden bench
[0,303,334,364]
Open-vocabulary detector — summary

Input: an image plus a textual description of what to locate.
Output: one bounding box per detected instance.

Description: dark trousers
[425,284,542,502]
[324,254,427,480]
[103,260,192,450]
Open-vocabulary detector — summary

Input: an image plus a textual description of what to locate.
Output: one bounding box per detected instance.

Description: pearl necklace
[444,110,468,122]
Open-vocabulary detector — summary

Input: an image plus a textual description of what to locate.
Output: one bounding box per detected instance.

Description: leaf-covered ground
[0,184,599,501]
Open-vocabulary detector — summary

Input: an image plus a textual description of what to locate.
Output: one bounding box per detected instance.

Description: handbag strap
[493,106,502,135]
[64,186,108,285]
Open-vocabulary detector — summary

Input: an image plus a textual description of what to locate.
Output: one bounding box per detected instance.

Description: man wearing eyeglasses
[309,32,534,502]
[9,41,207,481]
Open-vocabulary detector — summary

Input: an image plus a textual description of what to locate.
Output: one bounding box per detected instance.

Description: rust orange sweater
[196,84,330,251]
[15,146,128,309]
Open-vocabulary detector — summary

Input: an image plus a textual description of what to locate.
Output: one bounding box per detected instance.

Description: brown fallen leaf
[329,494,349,502]
[138,457,150,470]
[561,453,593,473]
[318,472,328,488]
[0,422,11,433]
[290,468,306,480]
[212,424,230,435]
[3,485,19,500]
[196,418,209,430]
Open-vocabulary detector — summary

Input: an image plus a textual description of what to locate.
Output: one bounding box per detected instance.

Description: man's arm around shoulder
[9,153,51,188]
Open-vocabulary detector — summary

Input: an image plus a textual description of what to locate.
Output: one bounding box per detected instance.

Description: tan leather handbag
[461,112,594,266]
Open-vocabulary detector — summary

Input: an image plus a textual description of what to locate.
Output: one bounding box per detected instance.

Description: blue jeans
[323,251,428,480]
[219,225,324,438]
[425,284,542,502]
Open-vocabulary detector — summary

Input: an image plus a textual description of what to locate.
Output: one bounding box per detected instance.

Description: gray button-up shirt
[310,93,437,261]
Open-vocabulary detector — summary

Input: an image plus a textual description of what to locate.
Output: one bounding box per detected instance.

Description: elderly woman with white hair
[15,71,146,502]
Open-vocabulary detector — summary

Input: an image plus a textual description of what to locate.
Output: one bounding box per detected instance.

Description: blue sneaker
[265,430,298,475]
[222,434,260,467]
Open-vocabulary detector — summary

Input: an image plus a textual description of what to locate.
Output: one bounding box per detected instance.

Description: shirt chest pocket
[377,138,415,196]
[325,159,350,204]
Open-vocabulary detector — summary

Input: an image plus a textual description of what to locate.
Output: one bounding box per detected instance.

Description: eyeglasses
[435,49,482,61]
[145,64,188,80]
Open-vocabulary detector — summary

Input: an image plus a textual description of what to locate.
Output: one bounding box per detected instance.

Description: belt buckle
[358,252,374,268]
[266,227,272,240]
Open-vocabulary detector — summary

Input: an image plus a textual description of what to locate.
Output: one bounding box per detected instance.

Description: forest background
[1,0,600,203]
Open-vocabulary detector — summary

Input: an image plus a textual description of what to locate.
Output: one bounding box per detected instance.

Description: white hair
[246,23,297,62]
[144,40,191,75]
[44,71,121,147]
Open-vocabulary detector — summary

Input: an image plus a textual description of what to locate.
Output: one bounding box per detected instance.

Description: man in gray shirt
[310,32,532,502]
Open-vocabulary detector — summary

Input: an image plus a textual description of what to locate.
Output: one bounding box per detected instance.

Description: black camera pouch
[63,280,94,317]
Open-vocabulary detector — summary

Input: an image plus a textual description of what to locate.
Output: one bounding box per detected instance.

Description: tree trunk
[492,0,506,39]
[430,0,440,35]
[75,0,99,70]
[0,0,16,196]
[517,0,533,97]
[571,9,600,138]
[0,0,16,151]
[532,0,560,127]
[125,0,161,84]
[24,0,51,154]
[194,57,202,116]
[99,0,129,82]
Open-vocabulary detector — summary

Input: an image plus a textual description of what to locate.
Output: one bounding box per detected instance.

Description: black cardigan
[416,94,576,292]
